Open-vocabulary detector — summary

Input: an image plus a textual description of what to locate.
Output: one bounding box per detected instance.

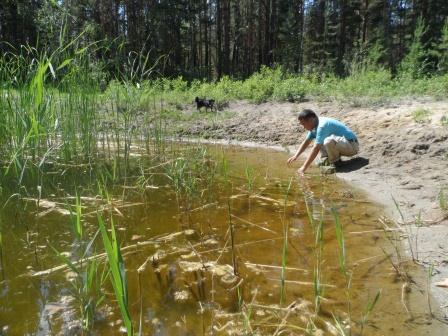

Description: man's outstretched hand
[287,156,297,165]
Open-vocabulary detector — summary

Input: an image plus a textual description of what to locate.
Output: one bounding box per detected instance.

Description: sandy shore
[178,98,448,317]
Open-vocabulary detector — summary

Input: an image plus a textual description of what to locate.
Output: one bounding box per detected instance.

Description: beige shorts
[320,135,359,163]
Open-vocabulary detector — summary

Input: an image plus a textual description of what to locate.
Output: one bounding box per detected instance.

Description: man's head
[298,109,318,131]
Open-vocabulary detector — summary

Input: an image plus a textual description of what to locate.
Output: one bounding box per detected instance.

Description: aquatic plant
[331,206,353,332]
[50,230,107,331]
[69,190,83,240]
[98,213,133,335]
[244,160,256,194]
[280,177,293,305]
[360,290,381,335]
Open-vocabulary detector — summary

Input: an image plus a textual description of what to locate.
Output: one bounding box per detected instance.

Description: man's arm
[298,144,321,174]
[287,138,312,165]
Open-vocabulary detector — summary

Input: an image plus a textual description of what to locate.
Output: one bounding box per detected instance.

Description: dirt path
[178,99,448,317]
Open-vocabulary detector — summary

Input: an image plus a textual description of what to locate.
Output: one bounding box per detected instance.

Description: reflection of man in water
[287,109,359,174]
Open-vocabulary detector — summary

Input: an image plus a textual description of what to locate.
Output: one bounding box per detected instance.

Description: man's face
[299,117,315,131]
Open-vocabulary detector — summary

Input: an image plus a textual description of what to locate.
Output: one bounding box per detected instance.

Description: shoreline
[176,99,448,319]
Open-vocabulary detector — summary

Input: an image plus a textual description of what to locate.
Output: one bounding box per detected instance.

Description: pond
[0,143,444,335]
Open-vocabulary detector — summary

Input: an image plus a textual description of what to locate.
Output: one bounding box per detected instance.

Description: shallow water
[0,144,446,335]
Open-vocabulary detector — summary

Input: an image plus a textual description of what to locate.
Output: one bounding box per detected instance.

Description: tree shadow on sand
[336,157,369,173]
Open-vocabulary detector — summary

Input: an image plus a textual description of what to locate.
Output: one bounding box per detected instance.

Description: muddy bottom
[0,144,446,335]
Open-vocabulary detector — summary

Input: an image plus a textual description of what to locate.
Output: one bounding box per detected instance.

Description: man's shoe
[320,164,336,174]
[317,157,330,167]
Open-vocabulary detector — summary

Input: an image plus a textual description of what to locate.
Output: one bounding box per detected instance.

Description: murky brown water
[0,144,446,335]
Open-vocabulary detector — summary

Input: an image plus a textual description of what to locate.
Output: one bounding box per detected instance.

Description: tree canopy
[1,0,448,80]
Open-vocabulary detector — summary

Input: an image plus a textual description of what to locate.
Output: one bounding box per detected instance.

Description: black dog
[195,97,215,112]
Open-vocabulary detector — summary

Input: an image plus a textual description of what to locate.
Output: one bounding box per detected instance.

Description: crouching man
[287,109,359,175]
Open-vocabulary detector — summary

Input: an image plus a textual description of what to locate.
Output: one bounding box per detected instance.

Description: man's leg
[323,135,359,163]
[317,146,330,166]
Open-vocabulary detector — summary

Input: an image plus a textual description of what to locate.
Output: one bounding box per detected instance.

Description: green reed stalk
[69,190,83,240]
[302,191,323,315]
[427,263,434,317]
[331,206,352,334]
[313,208,324,314]
[227,201,238,276]
[98,213,133,335]
[244,160,255,193]
[280,224,288,306]
[50,229,106,332]
[280,177,293,305]
[392,196,416,261]
[360,290,381,335]
[0,220,3,280]
[332,314,348,336]
[332,207,346,275]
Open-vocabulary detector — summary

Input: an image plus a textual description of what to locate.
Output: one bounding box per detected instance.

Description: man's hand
[287,155,298,165]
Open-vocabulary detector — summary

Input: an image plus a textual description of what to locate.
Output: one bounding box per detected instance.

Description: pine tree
[435,19,448,74]
[399,16,428,78]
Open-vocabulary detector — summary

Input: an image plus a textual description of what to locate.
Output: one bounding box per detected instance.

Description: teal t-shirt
[306,117,356,145]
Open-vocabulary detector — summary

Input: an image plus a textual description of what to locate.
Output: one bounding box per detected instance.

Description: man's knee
[323,137,336,147]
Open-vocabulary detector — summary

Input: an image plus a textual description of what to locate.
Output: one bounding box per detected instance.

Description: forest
[2,0,448,80]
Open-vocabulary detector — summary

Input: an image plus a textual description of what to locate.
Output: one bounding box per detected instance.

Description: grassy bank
[2,47,448,187]
[138,67,448,106]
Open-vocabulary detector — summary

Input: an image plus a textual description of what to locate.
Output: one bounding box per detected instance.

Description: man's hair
[298,109,317,121]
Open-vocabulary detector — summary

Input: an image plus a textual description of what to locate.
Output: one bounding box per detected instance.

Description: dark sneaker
[317,157,330,167]
[320,164,336,174]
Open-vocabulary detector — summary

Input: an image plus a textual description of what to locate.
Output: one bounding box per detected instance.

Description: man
[287,109,359,174]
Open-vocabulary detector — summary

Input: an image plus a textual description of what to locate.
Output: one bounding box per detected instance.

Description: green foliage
[332,207,346,275]
[441,115,448,126]
[98,213,133,335]
[399,17,429,79]
[349,39,386,76]
[411,108,432,123]
[435,19,448,74]
[360,290,381,334]
[439,187,448,212]
[69,191,83,240]
[50,231,107,331]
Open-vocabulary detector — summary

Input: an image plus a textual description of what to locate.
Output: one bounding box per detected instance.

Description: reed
[69,190,83,240]
[0,216,3,280]
[244,160,256,194]
[360,290,381,335]
[392,196,417,262]
[280,177,293,305]
[427,263,434,317]
[50,229,107,332]
[332,207,346,275]
[227,200,238,276]
[311,200,324,315]
[98,213,133,335]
